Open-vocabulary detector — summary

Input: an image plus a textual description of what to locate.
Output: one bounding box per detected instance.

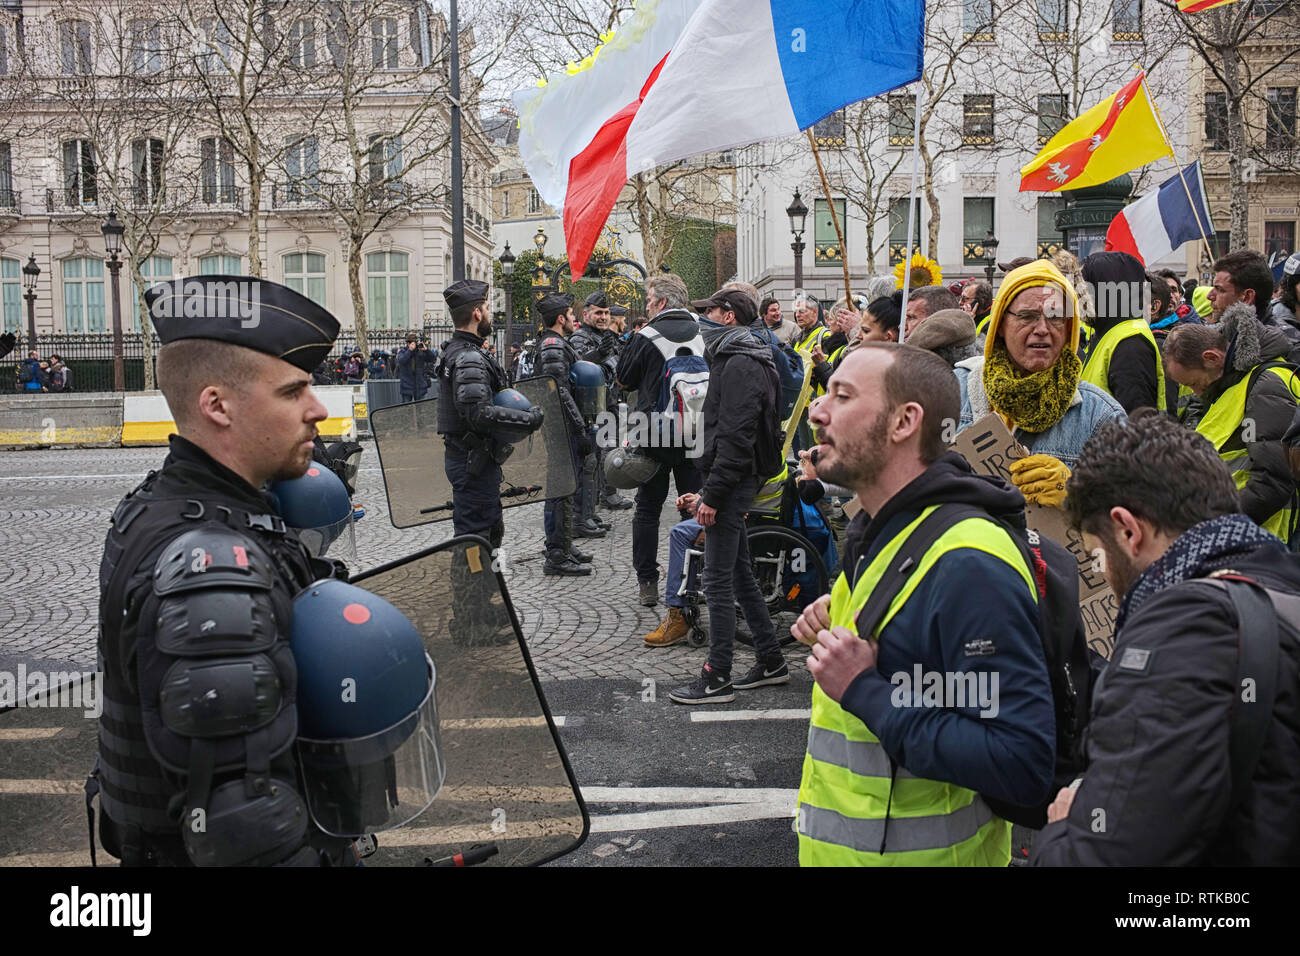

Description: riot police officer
[93,276,359,866]
[536,293,596,575]
[571,291,633,517]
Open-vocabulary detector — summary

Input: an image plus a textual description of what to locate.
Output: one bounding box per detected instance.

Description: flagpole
[806,130,854,308]
[898,84,924,345]
[1142,71,1216,269]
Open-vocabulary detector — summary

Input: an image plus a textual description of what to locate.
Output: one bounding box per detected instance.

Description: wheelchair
[677,464,835,648]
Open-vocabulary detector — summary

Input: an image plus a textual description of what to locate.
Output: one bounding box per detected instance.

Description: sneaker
[543,552,592,576]
[639,579,659,607]
[643,607,689,647]
[669,665,734,705]
[733,658,789,689]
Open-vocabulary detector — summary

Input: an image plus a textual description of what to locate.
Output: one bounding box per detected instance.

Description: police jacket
[1032,534,1300,865]
[698,329,781,509]
[436,329,538,442]
[570,324,620,365]
[616,309,700,415]
[536,328,588,436]
[96,435,337,866]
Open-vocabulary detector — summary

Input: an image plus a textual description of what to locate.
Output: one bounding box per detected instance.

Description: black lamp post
[499,241,516,349]
[982,230,1000,286]
[787,189,808,290]
[102,210,126,391]
[22,254,39,353]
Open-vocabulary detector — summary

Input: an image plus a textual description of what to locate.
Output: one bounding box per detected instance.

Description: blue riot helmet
[291,579,445,838]
[269,463,356,561]
[570,360,607,422]
[492,387,539,444]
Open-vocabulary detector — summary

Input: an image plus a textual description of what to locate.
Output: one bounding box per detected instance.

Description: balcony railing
[46,187,100,213]
[0,187,17,210]
[273,183,331,209]
[200,184,244,209]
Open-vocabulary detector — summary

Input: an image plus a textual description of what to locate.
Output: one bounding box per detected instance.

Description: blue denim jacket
[953,356,1125,469]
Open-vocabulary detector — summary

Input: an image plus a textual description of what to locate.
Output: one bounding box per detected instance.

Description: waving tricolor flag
[1104,162,1215,266]
[1177,0,1238,12]
[1020,71,1174,193]
[513,0,924,279]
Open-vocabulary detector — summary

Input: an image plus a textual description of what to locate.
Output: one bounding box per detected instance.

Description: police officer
[537,293,596,575]
[572,291,633,516]
[93,276,358,867]
[436,280,544,630]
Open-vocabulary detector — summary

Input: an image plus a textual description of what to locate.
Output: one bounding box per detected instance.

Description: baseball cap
[691,288,757,324]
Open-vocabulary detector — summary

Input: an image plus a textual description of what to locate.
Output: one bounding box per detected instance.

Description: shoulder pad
[154,526,276,597]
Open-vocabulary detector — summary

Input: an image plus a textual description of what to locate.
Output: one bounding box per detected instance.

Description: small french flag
[1104,161,1216,267]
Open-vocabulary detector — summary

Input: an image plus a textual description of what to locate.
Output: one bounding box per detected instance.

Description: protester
[1191,285,1214,319]
[757,296,798,347]
[1079,251,1166,414]
[1153,267,1193,320]
[903,285,959,339]
[792,343,1055,865]
[1032,411,1300,865]
[1148,276,1202,418]
[1208,250,1276,325]
[342,350,365,384]
[1270,252,1300,335]
[47,354,71,392]
[954,261,1125,501]
[906,308,981,367]
[17,349,43,391]
[791,292,829,356]
[808,297,865,394]
[1164,304,1300,543]
[366,351,388,379]
[859,294,901,343]
[396,333,434,402]
[960,279,994,336]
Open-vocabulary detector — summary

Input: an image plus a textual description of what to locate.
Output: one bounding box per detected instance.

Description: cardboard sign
[950,414,1117,659]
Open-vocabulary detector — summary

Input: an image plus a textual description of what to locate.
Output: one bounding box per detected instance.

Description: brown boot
[644,607,689,647]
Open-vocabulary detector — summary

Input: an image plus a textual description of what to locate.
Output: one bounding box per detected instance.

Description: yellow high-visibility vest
[796,506,1036,866]
[1080,319,1166,411]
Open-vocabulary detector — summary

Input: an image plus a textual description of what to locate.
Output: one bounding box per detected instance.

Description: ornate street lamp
[531,229,550,324]
[22,254,40,353]
[102,210,127,391]
[787,189,808,290]
[499,242,516,349]
[982,230,1000,287]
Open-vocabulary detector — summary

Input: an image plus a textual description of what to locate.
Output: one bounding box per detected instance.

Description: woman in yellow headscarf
[952,260,1126,506]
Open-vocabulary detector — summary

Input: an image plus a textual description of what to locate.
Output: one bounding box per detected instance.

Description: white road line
[689,709,810,723]
[590,801,795,832]
[0,473,151,482]
[0,728,63,740]
[0,779,82,794]
[581,786,797,805]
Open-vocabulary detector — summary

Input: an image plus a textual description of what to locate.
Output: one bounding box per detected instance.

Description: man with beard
[790,343,1055,866]
[1032,411,1300,865]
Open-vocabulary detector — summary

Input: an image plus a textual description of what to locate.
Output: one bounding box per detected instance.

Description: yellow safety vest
[976,315,991,337]
[1080,319,1166,412]
[794,325,828,356]
[796,506,1035,866]
[1195,363,1300,540]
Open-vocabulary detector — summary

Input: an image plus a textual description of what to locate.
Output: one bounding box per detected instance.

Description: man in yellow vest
[791,343,1056,866]
[1165,303,1300,544]
[1079,251,1166,414]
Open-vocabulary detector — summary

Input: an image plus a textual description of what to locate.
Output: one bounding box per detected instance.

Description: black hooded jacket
[1081,251,1161,413]
[698,328,781,508]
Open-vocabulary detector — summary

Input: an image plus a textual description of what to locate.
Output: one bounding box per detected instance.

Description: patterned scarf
[1116,514,1283,629]
[982,340,1081,432]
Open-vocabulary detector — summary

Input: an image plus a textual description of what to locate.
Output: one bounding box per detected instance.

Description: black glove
[575,433,595,457]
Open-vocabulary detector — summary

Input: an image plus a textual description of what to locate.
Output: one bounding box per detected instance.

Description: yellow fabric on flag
[1177,0,1238,13]
[1020,73,1173,192]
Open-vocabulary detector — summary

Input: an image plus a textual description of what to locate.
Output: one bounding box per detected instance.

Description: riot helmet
[570,360,607,422]
[291,579,445,838]
[492,388,539,444]
[268,463,356,561]
[604,443,662,489]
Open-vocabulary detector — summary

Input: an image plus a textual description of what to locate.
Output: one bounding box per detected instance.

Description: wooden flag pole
[806,129,854,308]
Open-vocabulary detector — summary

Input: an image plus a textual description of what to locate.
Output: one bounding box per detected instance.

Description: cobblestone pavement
[0,442,810,683]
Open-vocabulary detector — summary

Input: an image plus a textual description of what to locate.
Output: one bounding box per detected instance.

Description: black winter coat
[698,329,780,509]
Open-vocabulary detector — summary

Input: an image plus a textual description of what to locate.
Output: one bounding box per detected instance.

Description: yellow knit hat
[984,260,1082,360]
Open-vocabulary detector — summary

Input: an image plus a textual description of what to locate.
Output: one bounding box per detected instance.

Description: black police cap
[443,279,490,311]
[146,275,339,373]
[610,305,629,316]
[585,290,609,309]
[538,292,575,322]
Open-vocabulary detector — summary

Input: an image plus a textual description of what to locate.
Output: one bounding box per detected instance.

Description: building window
[812,111,845,148]
[1212,229,1231,259]
[502,190,510,218]
[367,133,403,194]
[888,95,915,146]
[291,19,316,69]
[372,18,398,69]
[285,135,319,201]
[130,19,163,74]
[201,136,237,204]
[528,188,541,214]
[60,20,92,75]
[199,17,233,74]
[963,198,994,265]
[1265,221,1295,263]
[62,139,97,206]
[198,254,242,275]
[132,137,164,206]
[1038,94,1068,145]
[284,252,327,308]
[0,24,8,76]
[813,199,846,266]
[889,197,922,266]
[0,142,12,208]
[1112,0,1142,41]
[963,0,994,40]
[129,256,172,332]
[1037,197,1066,257]
[1204,91,1228,151]
[2,258,20,333]
[1266,87,1297,151]
[62,258,106,333]
[963,94,994,145]
[366,252,410,329]
[1038,0,1069,41]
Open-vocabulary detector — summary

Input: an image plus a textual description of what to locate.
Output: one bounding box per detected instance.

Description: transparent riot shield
[370,376,579,530]
[0,537,588,868]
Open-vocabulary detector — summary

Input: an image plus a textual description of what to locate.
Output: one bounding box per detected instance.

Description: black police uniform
[570,292,627,516]
[93,276,350,867]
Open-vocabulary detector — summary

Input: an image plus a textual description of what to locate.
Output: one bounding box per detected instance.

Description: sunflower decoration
[894,252,943,291]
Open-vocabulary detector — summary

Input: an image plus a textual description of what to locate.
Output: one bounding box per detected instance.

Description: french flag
[512,0,924,279]
[1104,161,1216,267]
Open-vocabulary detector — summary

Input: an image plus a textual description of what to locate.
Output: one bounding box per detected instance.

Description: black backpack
[850,502,1092,829]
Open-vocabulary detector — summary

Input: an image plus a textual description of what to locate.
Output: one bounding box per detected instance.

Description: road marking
[0,779,82,794]
[582,786,797,805]
[591,800,795,832]
[0,850,91,867]
[0,473,152,482]
[443,717,549,730]
[363,817,584,847]
[689,709,811,722]
[0,728,63,740]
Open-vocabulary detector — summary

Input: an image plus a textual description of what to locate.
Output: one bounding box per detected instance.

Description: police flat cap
[610,304,629,316]
[146,275,339,373]
[585,290,609,309]
[443,279,490,310]
[538,292,575,322]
